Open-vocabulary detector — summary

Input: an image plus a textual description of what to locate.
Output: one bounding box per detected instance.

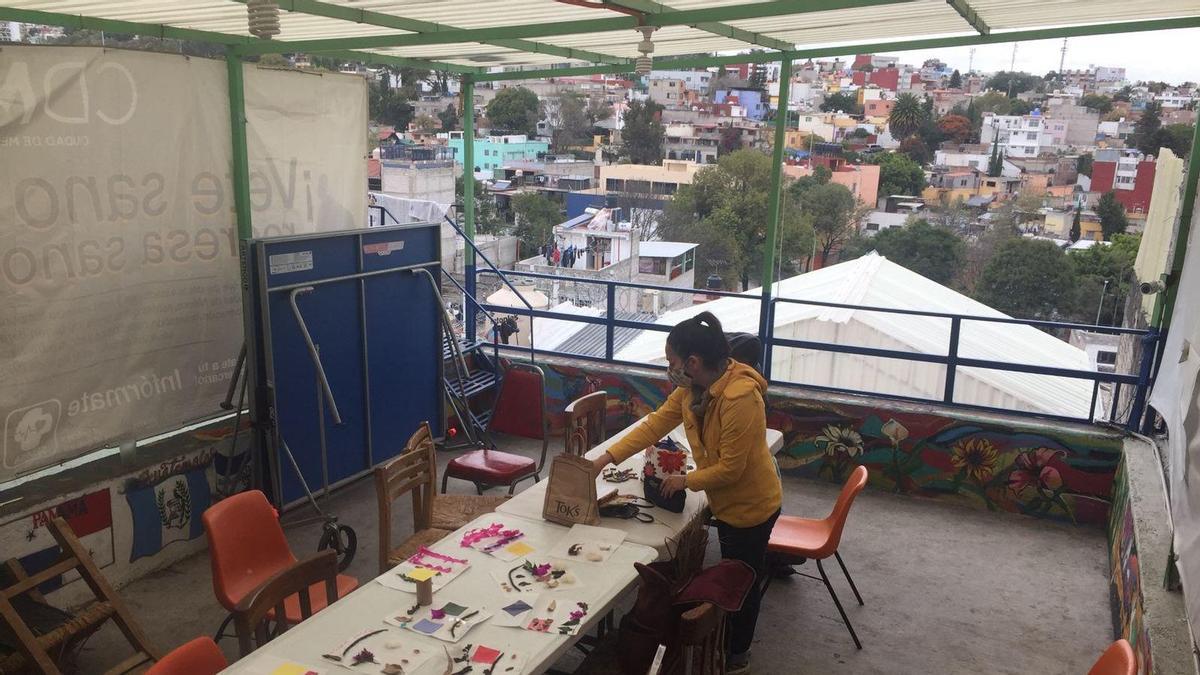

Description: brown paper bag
[542,427,600,526]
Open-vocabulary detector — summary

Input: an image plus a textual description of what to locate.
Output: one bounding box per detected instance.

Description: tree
[1008,99,1033,115]
[1159,123,1195,157]
[621,100,666,165]
[1096,191,1129,240]
[413,114,438,133]
[974,91,1013,116]
[586,97,613,124]
[985,71,1040,97]
[820,91,863,115]
[718,127,742,155]
[1076,152,1093,178]
[658,150,814,290]
[851,219,965,284]
[948,69,962,89]
[551,90,592,150]
[802,182,860,264]
[788,165,832,197]
[888,93,925,139]
[369,79,414,130]
[438,103,459,132]
[749,63,768,92]
[986,130,1004,177]
[1069,206,1082,242]
[936,114,973,144]
[1113,86,1134,103]
[975,239,1076,319]
[1080,94,1114,115]
[510,192,562,252]
[1133,101,1163,156]
[898,136,932,165]
[455,176,505,235]
[486,86,541,136]
[1067,233,1140,325]
[871,152,927,197]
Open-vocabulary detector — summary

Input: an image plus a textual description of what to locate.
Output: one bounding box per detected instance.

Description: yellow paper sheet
[270,664,312,675]
[504,541,535,556]
[406,566,438,581]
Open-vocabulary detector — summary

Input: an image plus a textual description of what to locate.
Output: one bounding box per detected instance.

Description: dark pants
[716,508,781,656]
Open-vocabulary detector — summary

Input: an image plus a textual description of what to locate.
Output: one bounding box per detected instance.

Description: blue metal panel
[251,224,442,507]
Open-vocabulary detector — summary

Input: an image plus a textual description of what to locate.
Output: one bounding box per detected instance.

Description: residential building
[793,112,838,140]
[1043,98,1101,148]
[863,97,895,120]
[413,96,458,120]
[714,88,769,121]
[635,242,700,312]
[649,78,692,106]
[853,54,900,69]
[1156,92,1197,108]
[447,133,549,172]
[600,160,702,197]
[922,167,982,205]
[1091,149,1157,215]
[784,162,880,207]
[1162,108,1197,126]
[982,112,1047,158]
[649,70,712,96]
[862,211,909,235]
[1043,208,1104,241]
[378,144,456,205]
[1093,66,1126,83]
[934,146,1021,177]
[663,123,721,164]
[929,88,970,116]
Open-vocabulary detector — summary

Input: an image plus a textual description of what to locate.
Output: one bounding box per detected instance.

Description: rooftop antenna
[1009,43,1017,72]
[1058,38,1068,77]
[968,47,976,74]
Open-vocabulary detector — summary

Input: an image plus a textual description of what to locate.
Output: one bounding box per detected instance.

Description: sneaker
[726,650,751,675]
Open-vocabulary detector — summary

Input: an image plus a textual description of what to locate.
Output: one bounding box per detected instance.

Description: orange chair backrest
[202,490,296,611]
[147,636,227,675]
[1088,639,1135,675]
[489,364,548,440]
[818,466,869,558]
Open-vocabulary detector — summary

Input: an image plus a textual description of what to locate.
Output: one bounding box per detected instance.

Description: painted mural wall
[0,420,244,607]
[1108,459,1152,673]
[533,359,1124,527]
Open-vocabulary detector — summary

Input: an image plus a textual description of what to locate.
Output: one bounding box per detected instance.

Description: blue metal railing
[443,232,1157,430]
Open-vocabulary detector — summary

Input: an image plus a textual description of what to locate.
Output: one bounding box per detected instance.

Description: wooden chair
[444,363,551,494]
[1088,639,1136,675]
[233,549,339,658]
[405,421,508,531]
[763,466,869,650]
[0,517,163,674]
[676,602,726,675]
[375,441,454,575]
[565,391,607,454]
[146,637,227,675]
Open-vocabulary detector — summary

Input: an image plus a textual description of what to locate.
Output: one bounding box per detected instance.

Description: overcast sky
[883,28,1200,85]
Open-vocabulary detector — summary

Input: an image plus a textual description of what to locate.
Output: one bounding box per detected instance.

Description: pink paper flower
[431,609,446,620]
[532,563,552,578]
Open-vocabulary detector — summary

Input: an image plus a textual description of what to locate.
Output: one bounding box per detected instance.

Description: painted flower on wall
[815,425,864,457]
[881,418,909,445]
[1008,447,1065,495]
[951,438,1000,484]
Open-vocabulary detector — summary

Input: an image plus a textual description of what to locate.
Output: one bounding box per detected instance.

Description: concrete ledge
[1111,437,1196,674]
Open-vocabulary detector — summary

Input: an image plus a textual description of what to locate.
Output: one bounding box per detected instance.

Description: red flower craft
[656,449,687,475]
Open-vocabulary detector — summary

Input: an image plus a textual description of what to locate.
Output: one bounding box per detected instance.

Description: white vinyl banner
[0,47,366,480]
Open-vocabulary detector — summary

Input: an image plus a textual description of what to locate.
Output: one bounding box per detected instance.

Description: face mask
[668,365,694,388]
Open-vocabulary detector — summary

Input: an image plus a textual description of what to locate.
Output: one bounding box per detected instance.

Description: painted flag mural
[126,468,211,562]
[0,489,114,593]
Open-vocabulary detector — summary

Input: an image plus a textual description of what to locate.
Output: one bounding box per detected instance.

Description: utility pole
[1058,38,1068,77]
[968,48,976,74]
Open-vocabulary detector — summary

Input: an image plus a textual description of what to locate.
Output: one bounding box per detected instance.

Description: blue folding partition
[245,223,443,508]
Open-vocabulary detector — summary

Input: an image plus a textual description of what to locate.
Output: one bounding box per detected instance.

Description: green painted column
[226,49,253,240]
[758,55,793,359]
[462,75,477,341]
[1156,115,1200,330]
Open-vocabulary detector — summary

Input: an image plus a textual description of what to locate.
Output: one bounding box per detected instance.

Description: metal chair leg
[441,472,449,492]
[817,559,862,650]
[213,612,234,643]
[834,551,864,606]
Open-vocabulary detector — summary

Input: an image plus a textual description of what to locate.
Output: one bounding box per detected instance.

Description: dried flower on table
[567,543,583,556]
[352,648,377,665]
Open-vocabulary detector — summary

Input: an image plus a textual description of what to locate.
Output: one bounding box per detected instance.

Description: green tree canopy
[438,103,459,131]
[510,192,562,252]
[369,79,414,130]
[658,150,814,289]
[1096,191,1129,240]
[1158,123,1195,157]
[1133,101,1163,156]
[948,69,962,89]
[1008,99,1033,116]
[1080,94,1114,115]
[820,91,863,115]
[486,86,541,136]
[871,152,927,197]
[1076,152,1093,178]
[974,91,1013,116]
[800,182,859,263]
[985,71,1041,97]
[621,99,666,165]
[975,238,1076,319]
[888,93,926,139]
[1067,233,1140,325]
[842,219,965,284]
[898,136,932,165]
[551,90,592,150]
[1070,207,1082,242]
[455,176,505,235]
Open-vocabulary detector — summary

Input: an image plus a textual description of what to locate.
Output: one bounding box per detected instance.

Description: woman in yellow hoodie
[591,312,782,674]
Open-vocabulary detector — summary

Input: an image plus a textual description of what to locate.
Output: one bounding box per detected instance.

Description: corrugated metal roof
[556,309,654,358]
[639,241,699,258]
[5,1,1198,69]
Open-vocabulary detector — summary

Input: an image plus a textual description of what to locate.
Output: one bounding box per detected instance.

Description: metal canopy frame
[2,0,1198,352]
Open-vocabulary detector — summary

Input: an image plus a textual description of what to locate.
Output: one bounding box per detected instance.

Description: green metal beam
[476,63,634,82]
[1156,106,1200,331]
[226,50,253,241]
[945,0,990,36]
[604,0,793,51]
[249,0,631,65]
[0,6,252,45]
[319,50,480,75]
[235,0,905,54]
[760,56,792,341]
[461,75,477,342]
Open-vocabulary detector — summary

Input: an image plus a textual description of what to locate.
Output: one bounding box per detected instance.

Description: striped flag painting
[126,468,211,562]
[0,489,114,594]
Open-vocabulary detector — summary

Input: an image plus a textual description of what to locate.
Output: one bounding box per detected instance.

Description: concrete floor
[77,435,1112,675]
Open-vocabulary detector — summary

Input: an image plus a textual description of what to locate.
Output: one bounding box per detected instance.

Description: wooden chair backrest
[677,602,726,675]
[565,391,607,454]
[0,517,163,674]
[375,435,436,573]
[232,549,339,657]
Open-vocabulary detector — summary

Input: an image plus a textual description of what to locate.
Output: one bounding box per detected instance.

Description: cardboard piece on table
[319,628,432,673]
[521,595,591,637]
[470,645,502,664]
[386,605,493,644]
[377,554,470,594]
[547,524,627,564]
[491,560,582,597]
[491,595,539,627]
[253,657,327,675]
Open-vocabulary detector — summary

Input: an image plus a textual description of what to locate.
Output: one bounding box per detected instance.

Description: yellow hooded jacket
[606,360,782,528]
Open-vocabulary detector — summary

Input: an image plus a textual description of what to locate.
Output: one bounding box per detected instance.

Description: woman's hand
[591,452,614,478]
[659,474,688,497]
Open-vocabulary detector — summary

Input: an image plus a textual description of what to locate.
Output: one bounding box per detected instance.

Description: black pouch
[643,474,686,513]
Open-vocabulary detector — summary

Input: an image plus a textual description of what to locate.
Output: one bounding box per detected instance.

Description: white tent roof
[616,253,1099,418]
[6,1,1198,70]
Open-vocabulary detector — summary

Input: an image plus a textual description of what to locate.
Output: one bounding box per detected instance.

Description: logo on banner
[0,489,115,593]
[4,400,61,469]
[126,467,210,562]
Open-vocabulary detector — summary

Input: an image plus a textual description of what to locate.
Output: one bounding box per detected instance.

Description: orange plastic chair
[146,637,226,675]
[1088,639,1135,675]
[764,466,869,649]
[202,490,359,641]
